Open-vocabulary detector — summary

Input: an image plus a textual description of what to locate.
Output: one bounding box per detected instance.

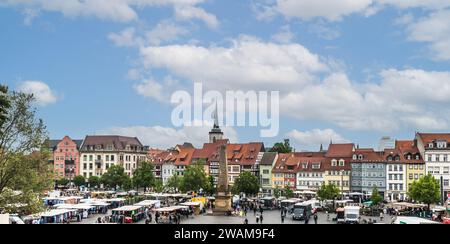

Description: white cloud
[287,128,348,150]
[139,36,329,91]
[174,5,219,29]
[100,121,238,149]
[17,81,58,106]
[281,69,450,132]
[271,25,294,43]
[146,20,189,45]
[405,10,450,61]
[272,0,374,21]
[1,0,218,27]
[108,27,143,47]
[133,76,180,103]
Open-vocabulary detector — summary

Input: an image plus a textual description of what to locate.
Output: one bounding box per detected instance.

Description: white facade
[162,163,176,186]
[80,152,147,178]
[386,163,407,201]
[424,153,450,192]
[296,171,324,190]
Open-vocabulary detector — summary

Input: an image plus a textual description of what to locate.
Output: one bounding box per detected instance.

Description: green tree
[57,178,69,186]
[0,85,10,128]
[180,163,208,193]
[274,186,282,198]
[283,186,294,198]
[167,174,183,191]
[371,186,383,205]
[269,139,293,153]
[122,177,133,191]
[0,89,52,214]
[88,176,101,188]
[408,174,441,208]
[132,162,155,192]
[317,184,340,200]
[73,175,86,188]
[100,165,129,190]
[154,179,164,193]
[203,175,216,195]
[232,171,260,196]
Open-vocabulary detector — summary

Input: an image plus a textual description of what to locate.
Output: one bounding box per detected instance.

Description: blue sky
[1,0,450,151]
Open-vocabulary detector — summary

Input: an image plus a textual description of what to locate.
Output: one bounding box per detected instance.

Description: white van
[344,206,360,224]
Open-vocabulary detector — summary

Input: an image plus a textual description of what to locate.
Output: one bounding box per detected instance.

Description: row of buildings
[47,122,450,202]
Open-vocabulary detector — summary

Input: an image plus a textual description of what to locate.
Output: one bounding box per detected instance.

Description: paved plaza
[74,209,394,224]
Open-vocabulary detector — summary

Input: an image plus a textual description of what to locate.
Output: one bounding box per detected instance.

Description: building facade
[79,136,147,179]
[416,133,450,199]
[296,154,325,191]
[323,144,354,193]
[350,149,386,197]
[49,136,83,180]
[259,152,278,194]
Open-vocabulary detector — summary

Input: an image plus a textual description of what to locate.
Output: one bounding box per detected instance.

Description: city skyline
[2,1,450,151]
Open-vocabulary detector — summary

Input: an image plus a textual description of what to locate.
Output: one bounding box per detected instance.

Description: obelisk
[213,144,232,215]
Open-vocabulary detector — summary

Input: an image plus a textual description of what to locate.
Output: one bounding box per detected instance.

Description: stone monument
[213,144,232,215]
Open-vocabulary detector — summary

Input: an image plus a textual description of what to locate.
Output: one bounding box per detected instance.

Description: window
[83,163,87,170]
[414,174,418,180]
[111,155,115,161]
[436,155,440,162]
[444,180,449,187]
[434,167,440,174]
[409,174,413,180]
[443,167,449,174]
[89,164,93,170]
[414,164,418,170]
[437,141,447,148]
[399,184,403,191]
[89,155,93,161]
[353,154,357,160]
[427,155,432,162]
[358,155,363,160]
[389,174,392,180]
[339,160,345,166]
[399,165,403,171]
[389,165,392,171]
[409,165,413,170]
[263,169,269,174]
[83,155,87,162]
[331,159,337,167]
[106,155,109,161]
[428,143,434,148]
[419,165,424,170]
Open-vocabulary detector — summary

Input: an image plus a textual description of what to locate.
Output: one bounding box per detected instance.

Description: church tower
[209,103,223,143]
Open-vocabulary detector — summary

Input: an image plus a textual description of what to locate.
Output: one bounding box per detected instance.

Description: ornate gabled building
[350,148,386,197]
[48,136,83,180]
[416,133,450,200]
[323,143,355,193]
[79,135,148,178]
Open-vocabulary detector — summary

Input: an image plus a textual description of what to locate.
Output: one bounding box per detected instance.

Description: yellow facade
[272,172,285,189]
[324,170,351,192]
[406,163,426,191]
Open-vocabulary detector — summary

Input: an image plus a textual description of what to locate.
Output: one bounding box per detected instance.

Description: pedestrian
[254,207,257,216]
[304,213,309,224]
[260,207,263,215]
[244,208,247,217]
[260,215,264,224]
[380,211,384,222]
[256,215,260,224]
[281,214,285,224]
[244,218,249,224]
[314,213,318,224]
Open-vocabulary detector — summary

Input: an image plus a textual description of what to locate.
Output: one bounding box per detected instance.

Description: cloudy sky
[1,0,450,150]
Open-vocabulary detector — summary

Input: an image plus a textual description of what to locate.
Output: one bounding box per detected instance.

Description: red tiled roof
[325,143,355,158]
[351,148,385,163]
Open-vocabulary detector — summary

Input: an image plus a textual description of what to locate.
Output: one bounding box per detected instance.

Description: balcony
[65,160,75,165]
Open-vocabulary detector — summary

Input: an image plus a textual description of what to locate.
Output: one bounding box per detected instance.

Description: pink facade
[53,136,80,180]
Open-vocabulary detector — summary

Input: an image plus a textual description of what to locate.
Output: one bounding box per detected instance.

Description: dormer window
[387,156,393,161]
[339,159,345,166]
[406,154,412,160]
[331,159,337,166]
[352,154,357,160]
[358,155,363,160]
[437,141,447,149]
[395,156,400,161]
[429,143,434,148]
[302,163,308,169]
[415,154,420,160]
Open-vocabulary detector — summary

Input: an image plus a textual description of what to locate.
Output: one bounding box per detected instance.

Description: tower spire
[214,101,219,128]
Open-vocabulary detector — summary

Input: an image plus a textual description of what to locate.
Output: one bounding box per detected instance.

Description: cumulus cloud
[17,81,58,106]
[404,10,450,61]
[100,121,238,149]
[133,76,180,103]
[281,69,450,132]
[139,36,329,91]
[287,129,348,150]
[271,25,294,43]
[0,0,218,27]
